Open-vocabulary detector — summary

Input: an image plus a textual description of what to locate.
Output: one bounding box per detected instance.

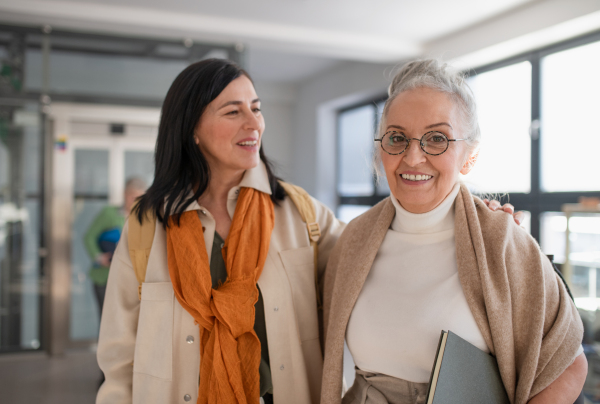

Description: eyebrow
[386,122,453,131]
[218,98,261,110]
[425,122,453,130]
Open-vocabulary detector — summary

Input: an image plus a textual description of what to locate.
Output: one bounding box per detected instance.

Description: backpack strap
[278,180,322,309]
[128,204,156,300]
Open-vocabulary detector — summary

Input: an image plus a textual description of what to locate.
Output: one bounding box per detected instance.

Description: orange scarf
[166,188,275,404]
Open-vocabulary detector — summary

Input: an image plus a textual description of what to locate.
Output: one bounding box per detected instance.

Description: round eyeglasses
[375,131,467,156]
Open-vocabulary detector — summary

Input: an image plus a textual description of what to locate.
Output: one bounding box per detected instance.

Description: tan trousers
[342,369,429,404]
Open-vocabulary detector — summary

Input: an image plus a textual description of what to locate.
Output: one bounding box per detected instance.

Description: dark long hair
[134,58,285,227]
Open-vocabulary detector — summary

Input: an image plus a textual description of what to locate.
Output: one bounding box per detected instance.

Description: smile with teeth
[401,174,432,181]
[237,140,257,146]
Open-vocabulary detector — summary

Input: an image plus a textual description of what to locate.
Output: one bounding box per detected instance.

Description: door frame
[47,103,159,354]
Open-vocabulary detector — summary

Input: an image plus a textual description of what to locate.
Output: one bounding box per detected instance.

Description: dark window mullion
[530,55,542,241]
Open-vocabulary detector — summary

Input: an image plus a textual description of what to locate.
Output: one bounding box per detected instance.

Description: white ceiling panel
[1,0,599,83]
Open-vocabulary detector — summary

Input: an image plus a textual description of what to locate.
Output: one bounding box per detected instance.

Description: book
[425,330,510,404]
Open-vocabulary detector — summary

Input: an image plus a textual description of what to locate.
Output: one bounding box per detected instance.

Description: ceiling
[0,0,596,83]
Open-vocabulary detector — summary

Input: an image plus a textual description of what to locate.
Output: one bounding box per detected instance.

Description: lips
[237,139,258,146]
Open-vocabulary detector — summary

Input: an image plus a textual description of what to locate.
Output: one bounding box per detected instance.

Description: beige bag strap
[278,180,322,309]
[128,203,156,300]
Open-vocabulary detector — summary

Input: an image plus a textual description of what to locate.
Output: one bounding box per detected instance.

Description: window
[337,100,386,222]
[463,61,531,194]
[338,105,376,197]
[541,40,600,192]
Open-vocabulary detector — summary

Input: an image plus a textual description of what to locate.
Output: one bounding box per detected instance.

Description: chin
[238,157,260,171]
[395,190,435,212]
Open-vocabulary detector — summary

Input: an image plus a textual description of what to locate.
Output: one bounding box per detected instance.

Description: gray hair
[374,59,480,176]
[125,177,147,192]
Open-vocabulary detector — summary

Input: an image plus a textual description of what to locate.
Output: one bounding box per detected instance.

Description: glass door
[0,101,46,353]
[67,114,157,344]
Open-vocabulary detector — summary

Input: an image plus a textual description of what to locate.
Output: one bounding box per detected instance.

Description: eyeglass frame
[374,130,468,156]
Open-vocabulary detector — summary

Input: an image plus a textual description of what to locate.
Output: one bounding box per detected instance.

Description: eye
[430,134,446,143]
[388,132,406,144]
[253,107,262,113]
[225,109,239,116]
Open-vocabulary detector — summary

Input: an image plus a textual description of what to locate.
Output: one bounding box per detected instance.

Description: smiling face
[194,75,264,175]
[381,87,473,213]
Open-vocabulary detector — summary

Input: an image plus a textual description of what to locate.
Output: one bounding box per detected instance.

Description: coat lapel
[454,184,495,354]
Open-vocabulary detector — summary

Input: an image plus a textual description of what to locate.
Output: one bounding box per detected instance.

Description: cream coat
[96,162,345,404]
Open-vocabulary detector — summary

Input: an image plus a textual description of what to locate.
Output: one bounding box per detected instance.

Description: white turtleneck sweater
[346,183,489,383]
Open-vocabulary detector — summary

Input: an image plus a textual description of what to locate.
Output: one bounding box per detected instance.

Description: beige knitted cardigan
[321,184,583,404]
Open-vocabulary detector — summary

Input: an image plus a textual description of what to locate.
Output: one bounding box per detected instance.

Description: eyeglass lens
[381,131,449,155]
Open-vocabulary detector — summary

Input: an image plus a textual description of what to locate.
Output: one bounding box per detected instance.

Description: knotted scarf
[166,187,275,404]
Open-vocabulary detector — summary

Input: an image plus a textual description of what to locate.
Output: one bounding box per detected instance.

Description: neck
[199,167,245,206]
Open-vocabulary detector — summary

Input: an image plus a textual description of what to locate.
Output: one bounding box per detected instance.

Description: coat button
[184,394,192,402]
[280,365,284,370]
[235,189,239,195]
[220,243,224,249]
[186,335,194,344]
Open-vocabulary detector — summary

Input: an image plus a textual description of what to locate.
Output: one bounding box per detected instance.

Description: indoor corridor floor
[0,349,100,404]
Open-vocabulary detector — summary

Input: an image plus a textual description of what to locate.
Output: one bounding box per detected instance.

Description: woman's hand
[483,199,525,226]
[528,353,587,403]
[96,252,112,267]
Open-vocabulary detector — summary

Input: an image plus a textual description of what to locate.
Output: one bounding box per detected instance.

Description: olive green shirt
[210,232,273,397]
[84,205,126,285]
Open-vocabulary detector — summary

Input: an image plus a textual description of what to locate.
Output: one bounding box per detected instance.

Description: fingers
[501,203,515,214]
[513,211,525,226]
[487,199,501,211]
[485,200,523,226]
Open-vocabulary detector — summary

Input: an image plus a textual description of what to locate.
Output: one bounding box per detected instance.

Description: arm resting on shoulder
[528,353,587,404]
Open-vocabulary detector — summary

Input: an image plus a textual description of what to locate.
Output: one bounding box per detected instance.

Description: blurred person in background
[321,59,586,404]
[84,177,146,317]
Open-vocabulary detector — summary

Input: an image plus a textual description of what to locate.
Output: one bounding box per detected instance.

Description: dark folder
[425,330,510,404]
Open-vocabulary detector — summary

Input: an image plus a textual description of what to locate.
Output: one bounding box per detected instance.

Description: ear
[460,149,479,175]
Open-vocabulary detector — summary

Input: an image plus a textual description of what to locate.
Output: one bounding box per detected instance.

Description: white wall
[291,61,395,209]
[254,81,297,180]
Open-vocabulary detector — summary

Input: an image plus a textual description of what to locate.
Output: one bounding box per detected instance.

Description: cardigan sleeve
[455,187,584,404]
[475,201,584,404]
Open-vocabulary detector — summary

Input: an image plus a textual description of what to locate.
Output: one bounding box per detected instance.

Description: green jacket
[84,205,125,285]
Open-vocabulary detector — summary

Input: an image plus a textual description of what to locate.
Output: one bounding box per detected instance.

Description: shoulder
[346,197,392,232]
[105,205,121,214]
[277,180,335,222]
[470,193,535,250]
[335,197,393,248]
[462,191,547,280]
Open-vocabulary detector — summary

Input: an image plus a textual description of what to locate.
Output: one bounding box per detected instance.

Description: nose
[243,108,263,132]
[402,139,427,166]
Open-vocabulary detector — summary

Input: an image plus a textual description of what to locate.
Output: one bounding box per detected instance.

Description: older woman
[321,60,586,404]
